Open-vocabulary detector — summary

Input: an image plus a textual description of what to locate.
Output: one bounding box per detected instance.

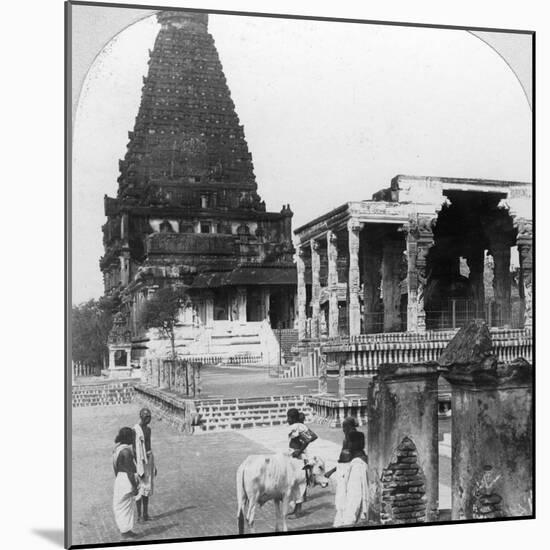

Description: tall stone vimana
[101,11,297,366]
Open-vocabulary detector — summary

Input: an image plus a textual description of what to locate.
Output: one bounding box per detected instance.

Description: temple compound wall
[294,175,532,342]
[100,11,297,369]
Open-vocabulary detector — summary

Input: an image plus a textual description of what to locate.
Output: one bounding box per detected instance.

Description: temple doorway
[269,288,294,329]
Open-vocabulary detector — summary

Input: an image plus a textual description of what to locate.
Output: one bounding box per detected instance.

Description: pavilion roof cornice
[392,174,531,189]
[295,201,411,245]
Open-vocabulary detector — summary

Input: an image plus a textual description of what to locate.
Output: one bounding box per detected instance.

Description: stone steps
[275,329,299,362]
[194,395,312,433]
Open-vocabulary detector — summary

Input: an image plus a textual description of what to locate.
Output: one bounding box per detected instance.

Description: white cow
[236,454,329,533]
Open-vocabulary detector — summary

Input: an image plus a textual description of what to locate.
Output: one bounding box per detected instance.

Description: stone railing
[72,361,102,379]
[321,328,532,375]
[185,353,264,366]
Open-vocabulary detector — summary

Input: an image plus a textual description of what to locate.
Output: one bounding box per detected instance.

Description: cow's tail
[236,462,247,535]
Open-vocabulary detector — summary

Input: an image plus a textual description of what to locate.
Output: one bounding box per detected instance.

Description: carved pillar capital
[515,217,533,245]
[297,244,307,261]
[347,218,363,235]
[406,214,436,242]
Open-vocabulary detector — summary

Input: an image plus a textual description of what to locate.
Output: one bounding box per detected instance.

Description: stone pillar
[261,287,271,323]
[491,241,511,325]
[318,354,328,394]
[406,217,434,332]
[348,219,362,337]
[363,236,383,334]
[120,212,129,241]
[310,240,321,339]
[382,240,403,332]
[297,246,307,341]
[444,359,532,520]
[204,292,214,327]
[439,321,533,520]
[367,363,440,524]
[466,246,485,315]
[119,251,130,287]
[337,360,346,398]
[237,287,247,323]
[160,360,169,390]
[516,219,533,330]
[327,231,339,338]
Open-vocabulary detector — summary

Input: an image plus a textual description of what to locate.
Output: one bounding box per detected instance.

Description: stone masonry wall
[72,382,135,407]
[134,384,198,433]
[381,437,427,524]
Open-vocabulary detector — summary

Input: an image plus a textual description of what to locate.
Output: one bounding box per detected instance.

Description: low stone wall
[134,384,198,433]
[72,382,136,407]
[306,395,368,427]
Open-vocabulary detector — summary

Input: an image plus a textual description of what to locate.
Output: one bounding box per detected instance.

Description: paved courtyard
[70,404,338,546]
[70,398,451,546]
[170,364,451,400]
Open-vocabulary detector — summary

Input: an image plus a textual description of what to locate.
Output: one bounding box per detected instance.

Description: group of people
[286,408,369,527]
[112,408,157,539]
[111,405,367,538]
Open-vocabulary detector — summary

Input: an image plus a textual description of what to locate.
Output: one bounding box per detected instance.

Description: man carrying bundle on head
[286,408,318,517]
[133,408,157,522]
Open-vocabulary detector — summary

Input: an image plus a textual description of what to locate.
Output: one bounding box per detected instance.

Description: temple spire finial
[156,10,208,31]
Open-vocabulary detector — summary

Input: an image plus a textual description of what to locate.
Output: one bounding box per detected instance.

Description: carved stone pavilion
[101,11,296,370]
[292,175,532,383]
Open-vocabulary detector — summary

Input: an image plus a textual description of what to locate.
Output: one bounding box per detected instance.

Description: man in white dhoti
[134,408,157,522]
[112,427,139,538]
[333,429,369,527]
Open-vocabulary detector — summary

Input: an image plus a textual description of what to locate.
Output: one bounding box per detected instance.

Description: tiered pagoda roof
[117,11,261,209]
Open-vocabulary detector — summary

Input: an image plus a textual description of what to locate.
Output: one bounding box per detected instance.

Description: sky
[72,13,532,305]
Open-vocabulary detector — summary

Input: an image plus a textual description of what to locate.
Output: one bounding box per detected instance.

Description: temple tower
[101,11,296,366]
[116,11,260,205]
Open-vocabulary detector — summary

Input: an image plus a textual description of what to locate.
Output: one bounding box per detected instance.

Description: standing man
[332,429,369,527]
[325,416,359,478]
[134,407,157,522]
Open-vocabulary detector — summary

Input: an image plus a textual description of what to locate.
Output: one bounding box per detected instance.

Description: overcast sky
[72,13,532,305]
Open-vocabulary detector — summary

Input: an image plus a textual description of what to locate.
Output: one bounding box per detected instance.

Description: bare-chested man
[133,408,157,522]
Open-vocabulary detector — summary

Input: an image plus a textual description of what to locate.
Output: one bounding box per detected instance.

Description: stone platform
[307,394,368,427]
[135,383,313,433]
